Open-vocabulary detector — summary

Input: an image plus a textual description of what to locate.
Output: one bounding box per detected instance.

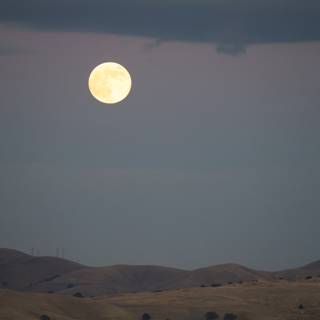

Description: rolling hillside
[30,264,188,295]
[1,248,320,297]
[1,282,320,320]
[0,249,84,291]
[276,260,320,280]
[168,263,273,288]
[28,263,273,296]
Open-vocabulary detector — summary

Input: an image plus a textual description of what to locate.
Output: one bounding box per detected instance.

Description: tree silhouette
[205,311,219,320]
[73,292,84,298]
[142,313,151,320]
[223,313,237,320]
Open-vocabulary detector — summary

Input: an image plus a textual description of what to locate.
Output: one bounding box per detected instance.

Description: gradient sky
[0,1,320,271]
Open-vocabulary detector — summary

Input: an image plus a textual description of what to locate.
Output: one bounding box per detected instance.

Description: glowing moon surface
[88,62,132,104]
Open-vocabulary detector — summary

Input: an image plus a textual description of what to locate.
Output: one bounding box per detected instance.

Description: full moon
[88,62,132,104]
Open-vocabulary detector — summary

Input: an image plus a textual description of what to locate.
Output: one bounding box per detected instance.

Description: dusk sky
[0,1,320,270]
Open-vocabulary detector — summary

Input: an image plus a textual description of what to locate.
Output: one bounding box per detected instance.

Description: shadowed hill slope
[0,248,30,265]
[169,263,274,288]
[29,263,273,296]
[1,248,320,296]
[0,248,84,291]
[276,260,320,280]
[30,264,188,295]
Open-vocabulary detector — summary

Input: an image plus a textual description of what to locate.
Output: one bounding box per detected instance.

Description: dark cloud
[1,0,320,53]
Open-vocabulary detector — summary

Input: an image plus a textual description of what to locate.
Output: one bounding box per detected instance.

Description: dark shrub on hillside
[142,313,151,320]
[73,292,84,298]
[43,275,59,282]
[40,315,50,320]
[305,276,312,280]
[298,304,304,310]
[211,283,222,288]
[205,311,219,320]
[223,313,237,320]
[67,283,75,289]
[200,284,207,287]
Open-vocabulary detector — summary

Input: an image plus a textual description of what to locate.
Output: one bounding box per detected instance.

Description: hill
[0,248,84,291]
[1,248,320,297]
[276,260,320,281]
[1,282,320,320]
[30,264,188,296]
[168,264,273,288]
[0,248,30,264]
[28,263,274,296]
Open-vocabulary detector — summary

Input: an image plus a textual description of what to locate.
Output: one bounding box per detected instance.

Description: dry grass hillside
[1,248,320,297]
[28,264,273,296]
[31,265,188,295]
[276,260,320,280]
[1,281,320,320]
[168,264,273,288]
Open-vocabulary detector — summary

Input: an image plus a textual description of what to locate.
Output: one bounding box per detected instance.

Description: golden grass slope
[1,281,320,320]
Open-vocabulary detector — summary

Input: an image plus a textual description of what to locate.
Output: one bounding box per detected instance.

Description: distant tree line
[141,311,238,320]
[39,302,308,320]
